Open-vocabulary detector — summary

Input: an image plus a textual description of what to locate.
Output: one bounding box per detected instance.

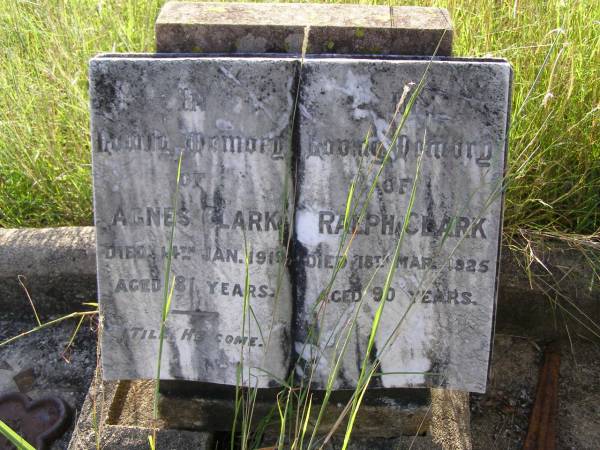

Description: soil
[471,334,600,450]
[1,313,599,449]
[0,312,97,449]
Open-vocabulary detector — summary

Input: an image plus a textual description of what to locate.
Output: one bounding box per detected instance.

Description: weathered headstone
[91,0,510,399]
[294,58,511,393]
[91,55,511,395]
[90,56,297,387]
[83,4,515,447]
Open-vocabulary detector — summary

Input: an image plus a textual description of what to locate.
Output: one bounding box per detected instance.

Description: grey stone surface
[90,56,296,386]
[156,2,452,56]
[0,227,96,315]
[293,58,512,393]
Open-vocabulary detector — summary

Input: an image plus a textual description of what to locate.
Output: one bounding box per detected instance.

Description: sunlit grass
[0,0,598,237]
[0,0,161,227]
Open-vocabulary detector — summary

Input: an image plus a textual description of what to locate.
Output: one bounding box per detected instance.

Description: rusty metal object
[12,368,36,393]
[0,392,71,450]
[523,341,561,450]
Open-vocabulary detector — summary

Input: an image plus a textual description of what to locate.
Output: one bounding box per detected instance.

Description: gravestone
[91,55,511,394]
[91,56,297,388]
[156,2,453,56]
[294,58,511,393]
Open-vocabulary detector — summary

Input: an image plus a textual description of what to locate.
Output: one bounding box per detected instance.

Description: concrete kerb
[0,227,97,318]
[0,226,598,337]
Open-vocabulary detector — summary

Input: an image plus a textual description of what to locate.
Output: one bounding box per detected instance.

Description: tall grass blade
[151,151,183,448]
[0,311,97,348]
[0,420,35,450]
[17,275,41,326]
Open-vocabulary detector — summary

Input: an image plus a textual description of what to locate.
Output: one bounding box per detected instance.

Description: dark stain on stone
[289,60,310,385]
[348,267,362,294]
[91,70,116,114]
[167,329,183,378]
[210,186,226,247]
[367,340,384,389]
[425,349,449,388]
[147,247,160,282]
[336,366,351,388]
[353,328,363,384]
[290,238,310,382]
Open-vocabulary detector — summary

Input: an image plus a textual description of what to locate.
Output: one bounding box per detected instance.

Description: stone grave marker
[90,54,511,395]
[90,56,297,387]
[90,3,511,400]
[156,2,453,56]
[294,58,511,393]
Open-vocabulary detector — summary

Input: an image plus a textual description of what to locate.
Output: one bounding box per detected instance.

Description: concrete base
[101,379,430,437]
[0,227,96,316]
[155,2,453,56]
[68,364,473,449]
[67,375,214,450]
[157,382,430,438]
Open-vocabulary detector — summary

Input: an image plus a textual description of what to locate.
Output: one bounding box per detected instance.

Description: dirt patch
[556,336,600,449]
[0,312,98,449]
[471,334,600,450]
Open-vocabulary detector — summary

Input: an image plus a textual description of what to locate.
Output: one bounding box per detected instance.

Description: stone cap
[156,2,452,55]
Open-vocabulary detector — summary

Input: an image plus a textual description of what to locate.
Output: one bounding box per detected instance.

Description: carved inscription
[97,130,286,160]
[91,57,296,386]
[304,136,495,167]
[109,205,283,231]
[294,58,511,393]
[317,211,488,238]
[91,56,510,393]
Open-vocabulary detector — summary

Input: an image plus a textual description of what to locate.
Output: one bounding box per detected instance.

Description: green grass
[0,0,598,236]
[0,420,35,450]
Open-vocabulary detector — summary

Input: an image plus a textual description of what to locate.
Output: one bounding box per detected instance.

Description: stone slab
[90,55,297,387]
[293,58,512,393]
[90,55,512,393]
[67,370,433,448]
[155,382,430,437]
[77,376,467,446]
[68,372,429,442]
[0,227,96,315]
[156,2,452,56]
